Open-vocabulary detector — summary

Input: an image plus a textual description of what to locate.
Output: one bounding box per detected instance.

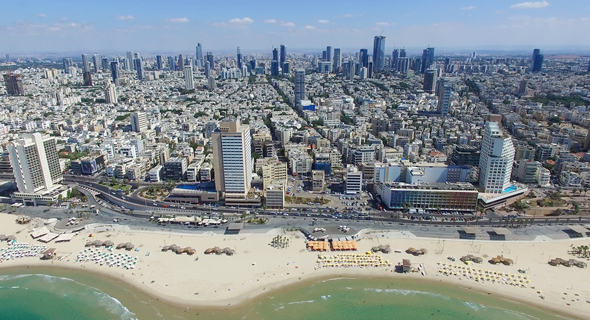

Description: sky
[2,0,590,55]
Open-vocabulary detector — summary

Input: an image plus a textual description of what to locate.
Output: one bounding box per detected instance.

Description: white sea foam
[363,288,451,300]
[10,286,19,289]
[92,290,138,320]
[463,301,486,311]
[287,300,314,305]
[320,294,332,300]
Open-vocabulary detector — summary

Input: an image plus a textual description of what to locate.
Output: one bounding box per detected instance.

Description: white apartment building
[345,164,363,194]
[131,112,148,133]
[478,122,515,194]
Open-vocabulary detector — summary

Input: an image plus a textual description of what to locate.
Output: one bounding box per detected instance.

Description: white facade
[131,112,148,133]
[7,133,62,194]
[346,165,362,194]
[184,66,194,90]
[478,122,515,193]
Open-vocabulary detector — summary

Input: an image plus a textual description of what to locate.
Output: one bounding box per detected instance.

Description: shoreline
[0,213,588,319]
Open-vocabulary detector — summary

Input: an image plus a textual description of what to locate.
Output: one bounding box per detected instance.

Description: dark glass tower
[372,36,386,72]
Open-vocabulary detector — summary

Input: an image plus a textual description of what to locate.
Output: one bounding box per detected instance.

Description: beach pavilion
[459,227,482,240]
[225,223,244,235]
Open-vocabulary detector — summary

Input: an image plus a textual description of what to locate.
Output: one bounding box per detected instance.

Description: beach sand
[0,213,588,319]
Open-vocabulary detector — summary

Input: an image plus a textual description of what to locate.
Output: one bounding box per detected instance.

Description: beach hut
[406,247,416,255]
[402,259,411,273]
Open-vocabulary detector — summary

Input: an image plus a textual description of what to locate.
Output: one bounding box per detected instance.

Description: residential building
[184,66,194,90]
[3,73,24,96]
[345,165,362,194]
[312,170,325,191]
[164,157,188,181]
[131,112,148,133]
[479,122,515,194]
[295,69,306,105]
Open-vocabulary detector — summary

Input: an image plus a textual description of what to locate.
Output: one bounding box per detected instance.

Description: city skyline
[2,1,590,54]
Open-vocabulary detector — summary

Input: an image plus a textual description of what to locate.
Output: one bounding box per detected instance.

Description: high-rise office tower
[206,52,214,69]
[587,59,590,73]
[130,112,148,133]
[279,45,286,67]
[282,61,290,74]
[423,69,437,93]
[126,51,134,70]
[92,54,99,73]
[391,49,399,70]
[333,48,341,72]
[156,55,163,70]
[110,61,119,85]
[326,46,333,62]
[81,54,90,73]
[134,58,144,81]
[413,58,422,73]
[184,65,194,90]
[178,54,184,71]
[272,48,279,61]
[295,69,306,105]
[372,36,386,72]
[250,59,256,71]
[347,60,356,80]
[62,57,73,71]
[479,122,515,194]
[400,48,406,58]
[204,61,211,78]
[359,49,368,67]
[532,49,543,72]
[83,72,93,86]
[105,83,117,104]
[7,133,62,195]
[436,79,450,116]
[237,47,242,69]
[168,56,176,71]
[271,60,280,76]
[196,43,203,67]
[211,120,253,199]
[3,73,24,96]
[208,76,216,91]
[367,61,373,78]
[101,58,109,72]
[421,47,435,73]
[5,54,8,62]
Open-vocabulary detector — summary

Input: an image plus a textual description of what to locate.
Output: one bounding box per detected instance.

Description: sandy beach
[0,212,589,319]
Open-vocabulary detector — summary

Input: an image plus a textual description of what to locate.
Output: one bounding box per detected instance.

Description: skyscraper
[532,49,543,72]
[436,79,450,116]
[196,43,203,67]
[372,36,386,72]
[271,60,280,76]
[62,57,73,71]
[282,61,290,75]
[101,57,109,72]
[110,61,119,85]
[279,45,286,67]
[83,72,93,86]
[391,49,399,71]
[423,69,437,93]
[272,48,278,61]
[237,46,242,69]
[92,54,99,73]
[3,73,24,96]
[479,122,515,194]
[178,54,184,71]
[206,52,214,69]
[156,55,163,70]
[208,76,216,91]
[105,83,117,104]
[168,56,176,71]
[81,54,90,73]
[126,51,134,70]
[211,120,253,199]
[295,69,306,105]
[5,54,8,62]
[131,112,148,133]
[399,49,406,58]
[184,66,194,90]
[587,59,590,73]
[7,133,62,195]
[326,46,333,62]
[204,61,211,78]
[347,60,356,80]
[134,58,144,81]
[421,47,435,73]
[359,49,368,67]
[333,48,341,72]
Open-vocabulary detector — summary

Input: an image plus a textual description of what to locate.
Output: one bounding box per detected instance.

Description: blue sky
[2,0,590,54]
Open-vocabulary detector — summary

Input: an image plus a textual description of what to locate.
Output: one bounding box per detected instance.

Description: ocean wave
[0,274,31,281]
[287,300,314,305]
[322,277,356,283]
[92,290,138,320]
[11,286,19,289]
[320,295,331,300]
[463,301,486,311]
[363,288,451,300]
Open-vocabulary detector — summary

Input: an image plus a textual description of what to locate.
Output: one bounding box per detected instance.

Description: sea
[0,267,573,320]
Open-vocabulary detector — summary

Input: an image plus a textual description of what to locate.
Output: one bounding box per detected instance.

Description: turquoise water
[0,270,575,320]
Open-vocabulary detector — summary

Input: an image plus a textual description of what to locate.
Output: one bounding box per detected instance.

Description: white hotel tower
[478,122,515,194]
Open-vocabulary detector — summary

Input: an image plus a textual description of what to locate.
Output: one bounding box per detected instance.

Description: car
[153,203,157,206]
[163,205,168,208]
[180,206,186,209]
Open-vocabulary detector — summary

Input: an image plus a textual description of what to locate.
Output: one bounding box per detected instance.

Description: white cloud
[169,17,189,23]
[264,19,277,24]
[375,22,389,27]
[510,1,549,9]
[229,17,253,24]
[38,13,47,18]
[304,25,316,30]
[279,21,295,27]
[318,20,329,24]
[344,14,353,18]
[117,15,134,21]
[461,6,476,10]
